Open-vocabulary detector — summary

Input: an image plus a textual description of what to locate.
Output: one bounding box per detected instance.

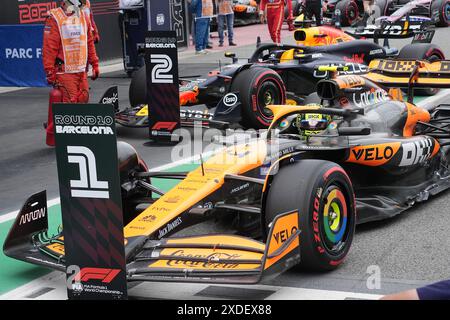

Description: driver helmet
[296,112,332,136]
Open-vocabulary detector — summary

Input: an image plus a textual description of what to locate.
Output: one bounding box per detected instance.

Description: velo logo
[150,54,173,84]
[67,146,109,199]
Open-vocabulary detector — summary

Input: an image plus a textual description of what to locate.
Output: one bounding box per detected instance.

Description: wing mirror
[224,52,238,64]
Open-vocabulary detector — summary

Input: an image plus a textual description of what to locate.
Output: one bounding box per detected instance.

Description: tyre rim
[257,80,282,119]
[322,186,348,254]
[445,2,450,21]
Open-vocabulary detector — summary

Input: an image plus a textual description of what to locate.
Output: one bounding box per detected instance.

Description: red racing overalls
[260,0,293,43]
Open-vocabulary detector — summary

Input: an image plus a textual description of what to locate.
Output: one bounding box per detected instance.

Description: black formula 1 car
[5,59,450,285]
[127,23,443,130]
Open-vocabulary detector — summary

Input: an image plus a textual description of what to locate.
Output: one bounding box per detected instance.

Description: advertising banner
[53,103,128,300]
[145,30,180,142]
[0,24,47,87]
[171,0,188,48]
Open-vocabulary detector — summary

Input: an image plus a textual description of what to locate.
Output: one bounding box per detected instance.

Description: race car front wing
[3,191,301,285]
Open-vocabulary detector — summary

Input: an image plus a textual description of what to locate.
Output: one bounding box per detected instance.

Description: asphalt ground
[1,24,450,298]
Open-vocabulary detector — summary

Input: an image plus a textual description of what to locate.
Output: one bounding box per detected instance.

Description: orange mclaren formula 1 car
[5,59,450,283]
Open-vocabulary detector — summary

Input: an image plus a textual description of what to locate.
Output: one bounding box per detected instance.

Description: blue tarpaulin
[0,24,47,87]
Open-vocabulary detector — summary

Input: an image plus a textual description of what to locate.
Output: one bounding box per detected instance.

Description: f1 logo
[77,267,121,283]
[67,146,110,199]
[152,122,177,131]
[67,266,121,290]
[150,54,173,84]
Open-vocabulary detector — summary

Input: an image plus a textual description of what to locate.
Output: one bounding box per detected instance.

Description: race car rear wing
[366,59,450,86]
[365,59,450,102]
[346,18,435,46]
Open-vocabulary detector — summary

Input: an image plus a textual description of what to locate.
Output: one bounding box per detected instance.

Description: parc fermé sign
[0,24,47,87]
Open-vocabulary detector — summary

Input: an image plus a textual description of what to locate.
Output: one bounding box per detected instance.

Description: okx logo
[67,146,109,199]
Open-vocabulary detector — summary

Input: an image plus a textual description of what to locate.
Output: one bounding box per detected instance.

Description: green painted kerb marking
[0,162,199,295]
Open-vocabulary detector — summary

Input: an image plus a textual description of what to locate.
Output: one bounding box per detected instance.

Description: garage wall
[0,0,123,62]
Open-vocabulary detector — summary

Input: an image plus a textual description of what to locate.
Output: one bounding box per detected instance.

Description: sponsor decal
[158,217,182,238]
[374,60,417,72]
[19,207,46,225]
[353,88,389,108]
[139,214,157,222]
[312,192,325,254]
[369,49,384,55]
[356,23,423,36]
[272,226,298,246]
[102,92,118,105]
[314,63,368,78]
[336,75,366,89]
[373,59,450,73]
[264,211,300,269]
[164,195,181,204]
[177,186,197,192]
[223,93,238,107]
[230,183,250,194]
[343,53,365,64]
[399,138,434,167]
[347,143,401,166]
[180,109,211,119]
[165,250,242,269]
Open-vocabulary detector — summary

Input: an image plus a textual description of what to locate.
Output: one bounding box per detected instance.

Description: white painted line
[0,271,66,300]
[128,282,382,300]
[0,274,382,300]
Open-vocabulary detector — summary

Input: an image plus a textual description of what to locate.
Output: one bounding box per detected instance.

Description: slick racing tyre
[398,43,445,95]
[431,0,450,27]
[231,67,286,129]
[335,0,359,27]
[118,142,149,224]
[129,66,147,107]
[265,160,356,271]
